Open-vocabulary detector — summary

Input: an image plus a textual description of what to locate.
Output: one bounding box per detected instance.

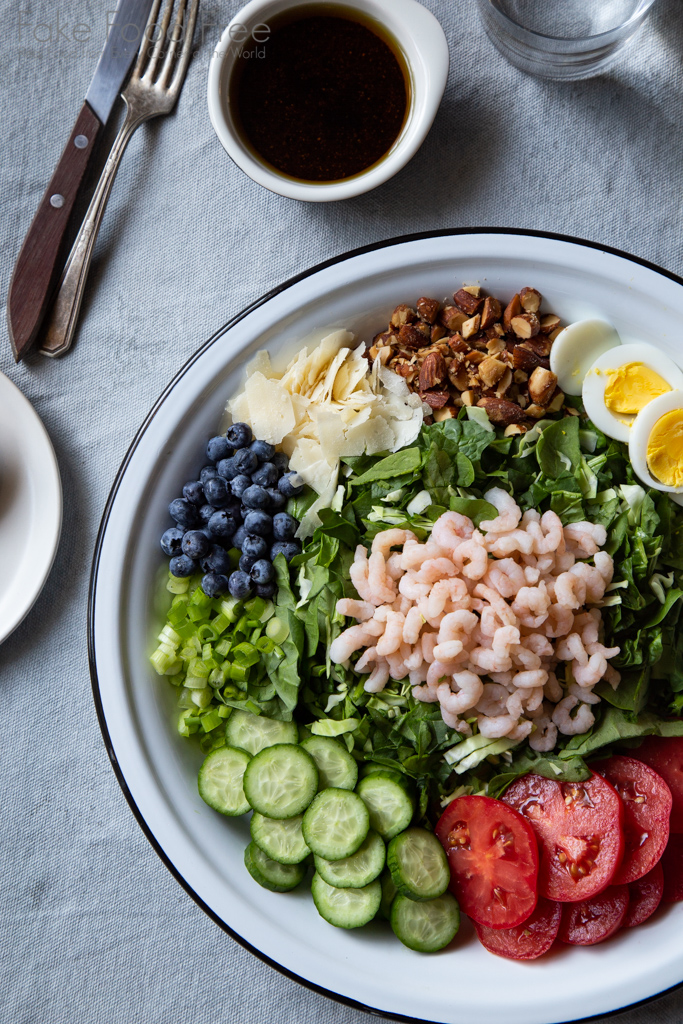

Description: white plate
[0,372,62,643]
[89,230,683,1024]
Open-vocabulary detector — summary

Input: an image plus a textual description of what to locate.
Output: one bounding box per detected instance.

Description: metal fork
[39,0,199,358]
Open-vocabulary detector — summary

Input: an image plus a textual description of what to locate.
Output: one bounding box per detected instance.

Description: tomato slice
[632,737,683,833]
[623,863,664,927]
[503,772,624,902]
[559,885,629,945]
[594,755,671,884]
[474,897,561,960]
[661,833,683,902]
[435,795,539,929]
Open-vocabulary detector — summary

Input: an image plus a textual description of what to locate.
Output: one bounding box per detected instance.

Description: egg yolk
[604,362,671,415]
[647,409,683,487]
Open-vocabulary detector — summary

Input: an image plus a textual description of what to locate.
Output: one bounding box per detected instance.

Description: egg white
[582,343,683,443]
[550,319,621,396]
[629,390,683,493]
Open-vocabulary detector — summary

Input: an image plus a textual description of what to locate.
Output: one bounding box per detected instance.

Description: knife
[6,0,155,362]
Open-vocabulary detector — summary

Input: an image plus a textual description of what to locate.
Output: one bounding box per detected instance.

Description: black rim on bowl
[88,227,683,1024]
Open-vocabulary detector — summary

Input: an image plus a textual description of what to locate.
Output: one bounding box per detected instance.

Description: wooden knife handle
[6,101,103,361]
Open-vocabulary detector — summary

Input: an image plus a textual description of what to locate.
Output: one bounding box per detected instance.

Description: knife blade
[6,0,155,362]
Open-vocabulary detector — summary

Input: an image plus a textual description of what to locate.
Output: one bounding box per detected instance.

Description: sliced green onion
[156,640,177,658]
[265,617,289,644]
[200,709,223,732]
[150,649,170,675]
[191,687,214,709]
[211,612,231,635]
[197,624,218,643]
[232,642,260,668]
[167,574,190,594]
[173,621,196,641]
[217,704,232,719]
[215,638,231,657]
[178,710,200,736]
[255,636,276,654]
[190,586,213,609]
[227,663,248,683]
[235,614,251,634]
[245,597,268,618]
[167,605,188,626]
[187,605,206,624]
[219,597,242,623]
[188,657,209,679]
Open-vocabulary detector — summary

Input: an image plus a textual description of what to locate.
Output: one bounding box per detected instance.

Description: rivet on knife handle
[6,102,103,362]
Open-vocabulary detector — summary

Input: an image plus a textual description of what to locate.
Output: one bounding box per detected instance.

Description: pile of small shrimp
[330,488,620,752]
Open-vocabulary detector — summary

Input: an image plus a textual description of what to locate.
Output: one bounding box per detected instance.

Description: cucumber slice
[391,891,460,952]
[356,772,414,841]
[250,813,310,865]
[225,709,298,756]
[380,869,398,921]
[243,744,318,819]
[387,828,450,902]
[315,830,385,889]
[311,872,381,928]
[301,735,358,791]
[198,745,251,816]
[303,788,369,860]
[244,841,306,892]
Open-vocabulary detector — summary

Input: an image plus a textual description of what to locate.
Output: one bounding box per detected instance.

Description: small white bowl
[207,0,449,202]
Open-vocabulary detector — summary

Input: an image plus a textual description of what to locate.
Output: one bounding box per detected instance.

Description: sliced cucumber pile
[194,710,459,948]
[391,892,460,952]
[387,828,450,902]
[198,745,251,816]
[244,744,318,818]
[300,735,358,791]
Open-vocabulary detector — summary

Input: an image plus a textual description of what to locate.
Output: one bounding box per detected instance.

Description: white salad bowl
[90,230,683,1024]
[207,0,449,201]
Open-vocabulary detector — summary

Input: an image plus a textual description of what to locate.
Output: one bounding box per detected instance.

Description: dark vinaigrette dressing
[232,9,409,182]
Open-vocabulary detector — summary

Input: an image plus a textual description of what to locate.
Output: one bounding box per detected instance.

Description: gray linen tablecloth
[3,1,683,1020]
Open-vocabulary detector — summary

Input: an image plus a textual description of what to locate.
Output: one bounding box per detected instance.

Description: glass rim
[483,0,659,45]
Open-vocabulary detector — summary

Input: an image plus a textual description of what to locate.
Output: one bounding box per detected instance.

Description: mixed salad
[150,283,683,958]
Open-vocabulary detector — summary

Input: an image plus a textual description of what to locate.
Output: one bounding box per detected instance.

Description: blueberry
[266,488,287,511]
[182,480,205,505]
[200,465,219,485]
[271,451,289,473]
[170,554,197,577]
[206,509,238,540]
[201,544,233,575]
[278,472,305,498]
[252,462,278,488]
[250,559,275,584]
[216,457,239,480]
[243,485,271,510]
[234,447,259,474]
[201,572,230,598]
[271,540,301,562]
[169,498,199,528]
[230,474,252,499]
[203,476,230,508]
[244,510,273,536]
[241,533,269,559]
[182,530,210,559]
[232,525,248,549]
[160,527,184,557]
[206,435,232,462]
[254,581,277,599]
[226,422,252,449]
[250,439,275,462]
[273,512,298,541]
[228,570,252,599]
[239,552,258,573]
[198,504,215,524]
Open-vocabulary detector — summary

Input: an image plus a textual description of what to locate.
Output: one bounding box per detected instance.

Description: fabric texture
[2,0,683,1020]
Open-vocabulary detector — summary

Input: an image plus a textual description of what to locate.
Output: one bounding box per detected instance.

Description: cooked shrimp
[480,488,522,533]
[430,511,474,553]
[477,714,518,738]
[372,528,417,558]
[437,671,484,715]
[552,695,595,735]
[452,534,489,580]
[367,551,398,604]
[427,577,470,619]
[400,541,433,572]
[416,558,458,584]
[564,521,607,555]
[475,682,510,717]
[484,558,526,598]
[403,606,425,645]
[512,669,548,689]
[554,572,587,610]
[398,574,430,601]
[336,598,375,621]
[329,625,379,663]
[376,610,406,656]
[529,716,558,752]
[364,662,390,693]
[386,552,405,581]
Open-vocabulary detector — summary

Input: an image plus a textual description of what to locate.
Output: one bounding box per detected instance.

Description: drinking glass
[476,0,660,80]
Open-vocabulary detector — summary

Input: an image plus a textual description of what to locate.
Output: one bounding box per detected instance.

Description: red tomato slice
[559,885,629,945]
[435,795,539,929]
[632,737,683,833]
[661,833,683,902]
[474,897,561,960]
[503,772,624,902]
[624,863,664,927]
[594,755,671,884]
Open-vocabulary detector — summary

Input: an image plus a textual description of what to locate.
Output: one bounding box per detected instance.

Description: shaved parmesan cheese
[243,372,296,444]
[225,329,426,532]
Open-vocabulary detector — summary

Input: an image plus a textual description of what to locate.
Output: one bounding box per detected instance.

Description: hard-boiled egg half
[629,390,683,494]
[550,319,622,396]
[582,343,683,443]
